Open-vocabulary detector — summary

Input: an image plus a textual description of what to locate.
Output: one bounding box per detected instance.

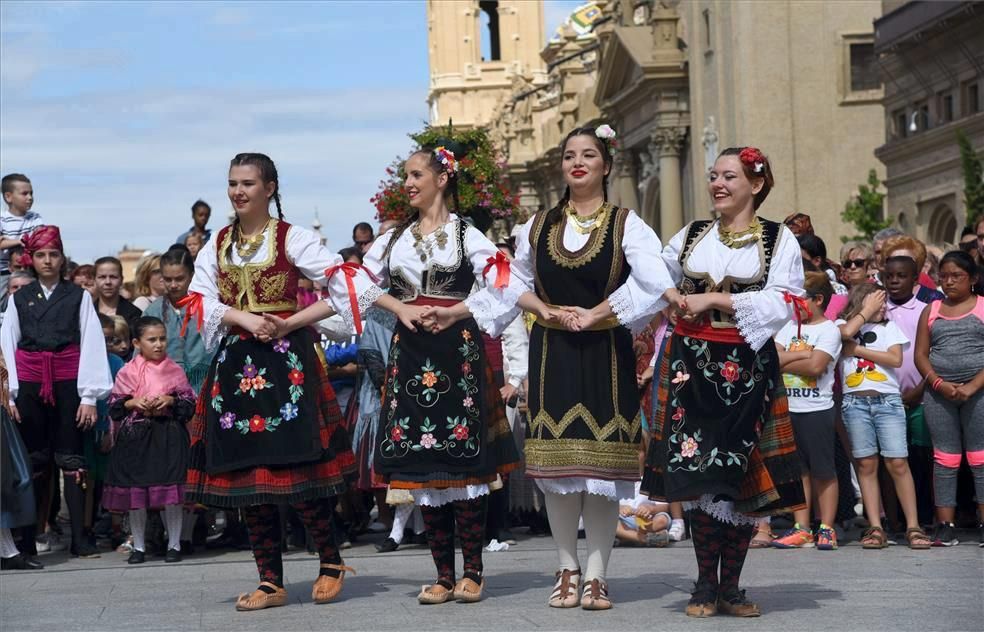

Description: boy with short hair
[1,174,43,300]
[772,272,843,550]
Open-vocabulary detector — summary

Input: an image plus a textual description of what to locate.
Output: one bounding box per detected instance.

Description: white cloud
[0,87,428,262]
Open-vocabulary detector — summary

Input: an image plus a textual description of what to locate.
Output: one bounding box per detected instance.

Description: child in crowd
[883,255,934,525]
[772,272,842,550]
[71,264,97,296]
[0,225,113,559]
[102,316,196,564]
[615,483,670,548]
[109,316,132,360]
[0,174,42,300]
[184,233,203,259]
[836,283,931,550]
[914,251,984,547]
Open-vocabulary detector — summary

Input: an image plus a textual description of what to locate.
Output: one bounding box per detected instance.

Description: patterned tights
[419,497,488,589]
[241,498,341,588]
[689,508,754,591]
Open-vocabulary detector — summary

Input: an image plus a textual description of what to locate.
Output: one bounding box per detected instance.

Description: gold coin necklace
[566,201,609,235]
[236,218,271,259]
[718,218,762,249]
[410,220,450,263]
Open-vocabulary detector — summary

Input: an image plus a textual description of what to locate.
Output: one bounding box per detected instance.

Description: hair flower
[595,124,617,141]
[754,162,764,173]
[433,146,458,175]
[739,147,766,173]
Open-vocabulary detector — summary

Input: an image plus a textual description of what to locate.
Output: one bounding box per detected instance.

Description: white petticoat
[411,484,490,508]
[535,477,635,501]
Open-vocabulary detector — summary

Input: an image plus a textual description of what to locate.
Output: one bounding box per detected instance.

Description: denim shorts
[841,393,908,459]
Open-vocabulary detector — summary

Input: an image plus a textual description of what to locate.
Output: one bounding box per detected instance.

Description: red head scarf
[19,225,64,267]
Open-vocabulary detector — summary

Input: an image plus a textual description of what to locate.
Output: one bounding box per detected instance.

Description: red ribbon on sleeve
[176,292,205,337]
[783,291,811,339]
[483,251,511,289]
[325,262,365,335]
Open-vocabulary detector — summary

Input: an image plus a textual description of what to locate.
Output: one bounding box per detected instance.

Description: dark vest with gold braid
[525,204,642,481]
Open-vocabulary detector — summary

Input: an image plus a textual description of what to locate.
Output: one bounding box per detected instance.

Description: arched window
[479,1,501,62]
[928,204,958,245]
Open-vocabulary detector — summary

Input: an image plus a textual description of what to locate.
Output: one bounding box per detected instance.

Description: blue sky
[0,0,582,263]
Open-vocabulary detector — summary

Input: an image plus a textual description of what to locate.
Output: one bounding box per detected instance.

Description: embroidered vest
[677,218,782,327]
[528,204,631,307]
[388,219,474,302]
[215,219,299,313]
[13,281,84,352]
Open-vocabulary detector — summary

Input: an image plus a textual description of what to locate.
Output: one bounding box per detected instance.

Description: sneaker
[71,542,102,559]
[771,524,815,549]
[815,525,838,550]
[36,533,68,553]
[930,522,958,547]
[668,520,687,542]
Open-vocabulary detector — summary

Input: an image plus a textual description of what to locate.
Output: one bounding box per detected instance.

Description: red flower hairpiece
[739,147,766,174]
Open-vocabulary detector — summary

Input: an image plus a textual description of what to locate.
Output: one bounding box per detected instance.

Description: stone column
[651,127,687,238]
[610,151,639,211]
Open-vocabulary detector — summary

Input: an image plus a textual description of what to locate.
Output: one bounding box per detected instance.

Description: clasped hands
[124,395,175,417]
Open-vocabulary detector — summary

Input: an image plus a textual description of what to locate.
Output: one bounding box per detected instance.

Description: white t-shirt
[775,320,842,413]
[834,320,909,396]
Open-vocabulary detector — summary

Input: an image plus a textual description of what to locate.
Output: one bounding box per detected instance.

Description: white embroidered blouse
[660,220,805,351]
[189,222,384,351]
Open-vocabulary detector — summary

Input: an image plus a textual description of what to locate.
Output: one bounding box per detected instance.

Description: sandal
[452,577,485,603]
[749,530,774,549]
[235,582,288,611]
[861,526,888,549]
[580,578,612,611]
[417,582,454,605]
[548,568,581,608]
[312,564,355,604]
[905,527,931,550]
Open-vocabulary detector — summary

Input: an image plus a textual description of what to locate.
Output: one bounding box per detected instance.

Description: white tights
[388,504,424,544]
[129,505,183,552]
[544,491,618,583]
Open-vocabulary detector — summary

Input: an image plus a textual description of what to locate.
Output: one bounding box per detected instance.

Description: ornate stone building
[874,0,984,245]
[427,0,888,247]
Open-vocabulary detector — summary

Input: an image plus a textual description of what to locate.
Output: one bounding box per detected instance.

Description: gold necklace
[566,201,609,235]
[236,218,271,259]
[410,219,450,263]
[718,218,762,249]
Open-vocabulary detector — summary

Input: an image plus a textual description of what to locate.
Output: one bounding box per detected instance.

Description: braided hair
[545,126,614,227]
[229,152,284,221]
[382,141,466,261]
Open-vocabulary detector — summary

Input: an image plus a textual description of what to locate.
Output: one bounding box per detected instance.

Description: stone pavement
[1,533,981,631]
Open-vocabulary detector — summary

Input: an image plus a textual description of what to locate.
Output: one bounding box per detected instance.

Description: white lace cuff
[608,285,654,336]
[337,283,385,334]
[732,292,772,352]
[464,283,523,338]
[202,302,231,353]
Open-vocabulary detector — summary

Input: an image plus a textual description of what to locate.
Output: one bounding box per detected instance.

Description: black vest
[388,219,475,302]
[13,281,84,352]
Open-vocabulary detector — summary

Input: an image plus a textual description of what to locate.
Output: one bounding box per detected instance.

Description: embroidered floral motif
[679,436,699,458]
[273,338,290,353]
[280,403,299,421]
[405,359,451,407]
[720,361,740,383]
[672,370,691,384]
[419,432,437,449]
[285,351,304,403]
[219,412,235,429]
[231,414,283,434]
[235,355,274,398]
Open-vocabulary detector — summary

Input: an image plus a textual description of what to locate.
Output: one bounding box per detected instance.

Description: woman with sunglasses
[839,241,874,288]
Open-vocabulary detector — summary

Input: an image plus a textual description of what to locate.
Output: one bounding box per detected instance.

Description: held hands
[259,314,290,342]
[418,306,462,335]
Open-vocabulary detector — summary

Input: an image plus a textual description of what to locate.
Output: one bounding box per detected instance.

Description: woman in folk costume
[182,153,385,611]
[0,225,113,560]
[0,351,40,569]
[286,141,523,603]
[144,247,213,393]
[641,147,806,618]
[440,125,676,610]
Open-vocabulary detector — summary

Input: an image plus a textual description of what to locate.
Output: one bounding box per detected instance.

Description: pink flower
[680,437,698,458]
[672,407,685,421]
[461,362,472,374]
[419,433,437,449]
[462,396,474,408]
[671,371,690,385]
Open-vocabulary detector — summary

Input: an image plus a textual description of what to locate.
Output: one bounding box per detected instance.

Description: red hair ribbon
[784,291,811,339]
[176,292,204,337]
[483,251,511,289]
[325,262,365,335]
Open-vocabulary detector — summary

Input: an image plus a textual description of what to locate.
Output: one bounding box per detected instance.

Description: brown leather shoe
[417,582,454,604]
[580,578,612,610]
[452,577,485,603]
[717,588,760,617]
[235,582,288,611]
[685,581,717,618]
[312,564,355,604]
